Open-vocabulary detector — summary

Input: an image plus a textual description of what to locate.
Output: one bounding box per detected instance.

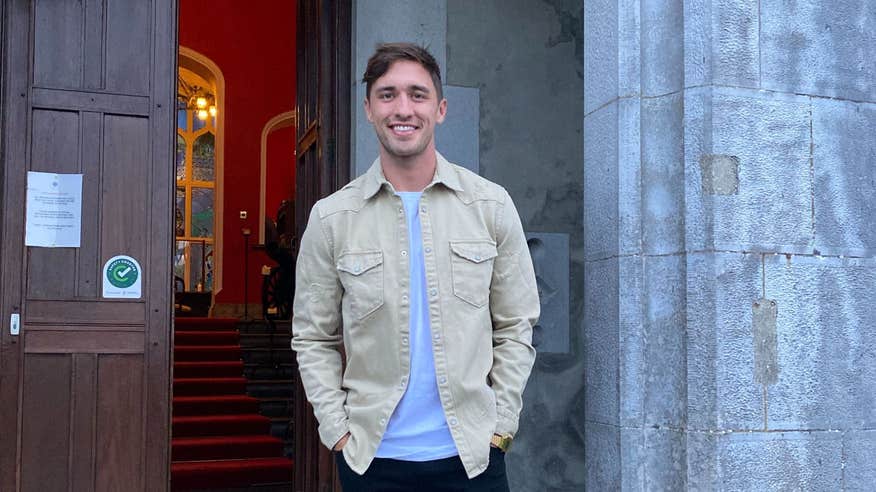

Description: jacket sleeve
[290,205,349,449]
[489,190,539,436]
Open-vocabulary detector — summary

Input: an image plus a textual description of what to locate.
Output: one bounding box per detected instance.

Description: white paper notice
[25,171,83,247]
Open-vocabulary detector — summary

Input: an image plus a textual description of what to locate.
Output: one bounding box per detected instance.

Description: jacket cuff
[494,407,519,436]
[317,415,350,450]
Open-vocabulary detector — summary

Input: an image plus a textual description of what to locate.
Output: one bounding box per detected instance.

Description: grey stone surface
[446,0,583,229]
[353,0,447,81]
[352,0,447,176]
[641,254,687,428]
[584,0,618,113]
[812,98,876,257]
[717,431,843,491]
[764,254,876,429]
[525,233,570,354]
[618,256,644,426]
[844,430,876,491]
[641,93,685,255]
[585,422,621,492]
[698,88,813,253]
[760,0,876,102]
[685,0,760,88]
[686,431,719,491]
[446,3,585,490]
[583,102,618,261]
[712,0,760,88]
[621,427,687,491]
[584,257,618,425]
[686,252,763,431]
[640,0,683,96]
[435,85,479,174]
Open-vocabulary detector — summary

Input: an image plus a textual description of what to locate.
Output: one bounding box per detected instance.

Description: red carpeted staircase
[171,317,293,491]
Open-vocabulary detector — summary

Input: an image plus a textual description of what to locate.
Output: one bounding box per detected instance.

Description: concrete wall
[352,1,585,490]
[584,0,876,489]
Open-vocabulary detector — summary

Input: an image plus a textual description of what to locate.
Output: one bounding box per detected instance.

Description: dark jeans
[335,447,510,492]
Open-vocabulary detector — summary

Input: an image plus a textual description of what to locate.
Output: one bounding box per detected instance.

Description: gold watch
[490,434,513,452]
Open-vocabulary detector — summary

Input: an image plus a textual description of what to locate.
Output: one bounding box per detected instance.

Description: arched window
[175,67,217,291]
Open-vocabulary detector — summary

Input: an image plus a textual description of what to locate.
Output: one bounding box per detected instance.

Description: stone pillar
[585,0,876,488]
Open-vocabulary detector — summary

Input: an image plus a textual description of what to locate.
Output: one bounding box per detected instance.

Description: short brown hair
[363,43,443,100]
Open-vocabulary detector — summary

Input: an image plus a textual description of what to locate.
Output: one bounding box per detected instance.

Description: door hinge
[10,313,20,336]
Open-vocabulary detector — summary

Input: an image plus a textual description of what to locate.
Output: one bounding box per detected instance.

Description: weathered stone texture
[641,93,684,255]
[583,102,619,261]
[640,0,683,96]
[843,430,876,491]
[706,89,813,253]
[584,257,619,425]
[584,0,618,112]
[760,0,876,101]
[715,431,843,491]
[812,98,876,257]
[686,252,763,431]
[764,255,876,430]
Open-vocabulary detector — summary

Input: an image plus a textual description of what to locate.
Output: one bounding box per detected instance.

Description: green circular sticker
[106,258,139,288]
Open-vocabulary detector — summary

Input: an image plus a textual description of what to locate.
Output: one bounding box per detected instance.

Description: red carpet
[171,317,293,491]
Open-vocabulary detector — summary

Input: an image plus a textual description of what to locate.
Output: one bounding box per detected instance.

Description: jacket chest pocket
[337,251,385,319]
[449,240,497,308]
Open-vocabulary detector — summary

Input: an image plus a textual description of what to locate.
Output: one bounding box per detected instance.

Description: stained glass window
[175,75,217,292]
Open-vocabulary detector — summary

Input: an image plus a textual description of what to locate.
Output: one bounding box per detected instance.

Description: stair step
[175,317,239,331]
[240,333,292,349]
[175,360,244,378]
[174,377,248,396]
[240,348,294,364]
[172,435,284,461]
[175,345,242,362]
[247,380,295,398]
[176,330,240,346]
[173,395,260,416]
[173,414,271,437]
[243,363,296,380]
[171,457,293,490]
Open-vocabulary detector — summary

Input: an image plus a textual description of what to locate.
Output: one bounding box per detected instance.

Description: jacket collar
[361,151,464,200]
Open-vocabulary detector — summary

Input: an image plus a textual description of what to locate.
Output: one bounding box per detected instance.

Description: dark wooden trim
[294,1,352,491]
[0,1,31,488]
[144,0,177,489]
[298,120,319,152]
[31,87,150,115]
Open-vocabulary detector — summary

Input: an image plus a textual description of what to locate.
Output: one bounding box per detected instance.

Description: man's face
[365,60,447,163]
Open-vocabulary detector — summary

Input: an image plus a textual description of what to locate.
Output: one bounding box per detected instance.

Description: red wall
[179,0,296,305]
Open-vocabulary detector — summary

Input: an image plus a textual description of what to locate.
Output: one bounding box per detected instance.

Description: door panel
[0,0,176,491]
[294,1,351,491]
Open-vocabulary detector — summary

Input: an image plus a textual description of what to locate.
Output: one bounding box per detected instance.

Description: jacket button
[430,289,437,296]
[401,250,407,256]
[449,418,458,426]
[380,418,386,425]
[425,247,432,253]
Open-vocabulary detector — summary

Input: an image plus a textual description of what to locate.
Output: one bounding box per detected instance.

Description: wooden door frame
[293,0,351,491]
[0,1,176,490]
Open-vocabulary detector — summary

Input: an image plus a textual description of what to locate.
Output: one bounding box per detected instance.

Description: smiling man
[291,43,539,491]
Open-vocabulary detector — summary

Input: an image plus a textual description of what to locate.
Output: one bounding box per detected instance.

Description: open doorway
[170,1,298,490]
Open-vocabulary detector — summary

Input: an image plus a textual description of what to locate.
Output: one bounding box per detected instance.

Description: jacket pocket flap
[337,251,383,275]
[449,241,498,264]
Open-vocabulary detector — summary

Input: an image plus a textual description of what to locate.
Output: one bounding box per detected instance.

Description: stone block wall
[585,0,876,489]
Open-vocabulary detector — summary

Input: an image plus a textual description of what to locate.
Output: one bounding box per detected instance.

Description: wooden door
[0,1,177,490]
[294,0,351,490]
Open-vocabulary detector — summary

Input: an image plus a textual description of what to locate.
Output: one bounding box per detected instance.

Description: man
[291,43,539,491]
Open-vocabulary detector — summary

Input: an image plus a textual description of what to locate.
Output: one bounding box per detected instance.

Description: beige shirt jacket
[291,153,539,478]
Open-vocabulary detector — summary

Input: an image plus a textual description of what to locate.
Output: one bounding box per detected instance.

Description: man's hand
[333,433,351,451]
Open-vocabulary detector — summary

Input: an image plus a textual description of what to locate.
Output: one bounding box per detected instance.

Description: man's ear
[436,98,447,124]
[364,96,373,123]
